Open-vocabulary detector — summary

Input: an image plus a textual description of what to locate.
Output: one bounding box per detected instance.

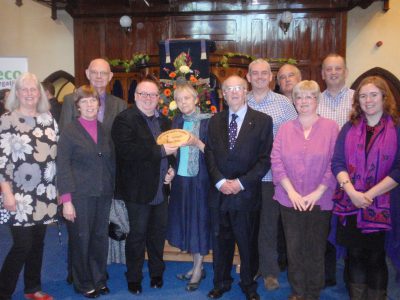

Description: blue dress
[167,115,211,255]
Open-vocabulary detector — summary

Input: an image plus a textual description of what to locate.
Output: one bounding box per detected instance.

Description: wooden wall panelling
[74,18,107,86]
[73,9,348,88]
[171,15,242,53]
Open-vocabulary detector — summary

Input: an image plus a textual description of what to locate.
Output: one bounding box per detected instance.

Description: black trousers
[66,196,112,293]
[348,247,388,290]
[280,205,331,300]
[0,224,47,298]
[211,209,259,295]
[125,200,168,283]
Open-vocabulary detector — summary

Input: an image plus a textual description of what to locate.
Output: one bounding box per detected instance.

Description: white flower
[44,161,56,183]
[36,183,46,195]
[179,65,191,74]
[14,193,33,223]
[46,184,57,200]
[37,113,53,126]
[0,133,33,162]
[32,128,43,138]
[44,128,56,142]
[169,101,177,111]
[0,156,7,168]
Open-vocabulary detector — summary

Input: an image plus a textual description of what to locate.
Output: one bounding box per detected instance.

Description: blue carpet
[0,224,398,299]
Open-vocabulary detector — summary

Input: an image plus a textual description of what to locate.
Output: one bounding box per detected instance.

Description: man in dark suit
[111,78,177,295]
[59,58,127,136]
[205,75,273,300]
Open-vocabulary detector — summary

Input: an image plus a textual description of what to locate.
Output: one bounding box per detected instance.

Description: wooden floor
[161,242,241,272]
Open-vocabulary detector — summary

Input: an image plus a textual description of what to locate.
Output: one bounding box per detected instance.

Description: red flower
[169,72,177,79]
[162,106,169,116]
[164,89,172,97]
[211,105,217,113]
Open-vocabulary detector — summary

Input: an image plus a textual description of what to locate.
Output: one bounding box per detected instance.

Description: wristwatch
[339,179,350,190]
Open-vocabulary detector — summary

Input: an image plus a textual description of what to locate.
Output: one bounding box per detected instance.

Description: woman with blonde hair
[167,83,211,291]
[0,73,57,300]
[271,80,339,300]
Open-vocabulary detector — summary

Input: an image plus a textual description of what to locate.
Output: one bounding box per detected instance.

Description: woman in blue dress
[167,83,211,291]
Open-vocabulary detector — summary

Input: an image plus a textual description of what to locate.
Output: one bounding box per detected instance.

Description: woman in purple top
[271,80,339,300]
[57,85,115,298]
[331,76,400,300]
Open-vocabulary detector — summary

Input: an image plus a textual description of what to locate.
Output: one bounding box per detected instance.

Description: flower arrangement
[218,52,297,68]
[159,52,217,118]
[108,53,150,72]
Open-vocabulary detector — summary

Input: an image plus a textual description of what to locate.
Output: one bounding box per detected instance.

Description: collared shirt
[247,90,297,181]
[317,87,354,128]
[271,117,339,210]
[139,109,168,206]
[215,105,248,191]
[97,93,106,122]
[229,104,247,137]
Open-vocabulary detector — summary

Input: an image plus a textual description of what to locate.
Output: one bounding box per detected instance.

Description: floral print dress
[0,111,58,226]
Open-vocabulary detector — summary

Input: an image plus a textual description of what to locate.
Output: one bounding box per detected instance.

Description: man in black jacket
[111,78,176,295]
[205,75,273,300]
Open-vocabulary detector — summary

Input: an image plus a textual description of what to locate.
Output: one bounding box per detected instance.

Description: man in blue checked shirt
[246,58,298,292]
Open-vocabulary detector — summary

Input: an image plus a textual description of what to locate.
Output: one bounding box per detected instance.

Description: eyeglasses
[294,95,316,102]
[88,70,110,78]
[136,92,159,99]
[223,85,245,93]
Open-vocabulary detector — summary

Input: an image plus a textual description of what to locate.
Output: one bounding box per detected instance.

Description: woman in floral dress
[0,73,58,300]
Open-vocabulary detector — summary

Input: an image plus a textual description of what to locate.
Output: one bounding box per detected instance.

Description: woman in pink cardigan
[271,80,339,300]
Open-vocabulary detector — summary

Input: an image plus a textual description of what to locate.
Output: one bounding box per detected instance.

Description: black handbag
[108,198,129,241]
[108,221,127,241]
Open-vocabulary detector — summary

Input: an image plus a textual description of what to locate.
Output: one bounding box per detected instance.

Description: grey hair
[5,72,50,113]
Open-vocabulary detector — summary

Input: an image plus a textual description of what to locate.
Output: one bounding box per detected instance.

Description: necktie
[228,113,238,150]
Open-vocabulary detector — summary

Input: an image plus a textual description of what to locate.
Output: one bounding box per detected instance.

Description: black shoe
[82,290,100,298]
[97,286,110,295]
[245,291,260,300]
[177,269,206,281]
[150,276,163,288]
[207,286,231,299]
[128,282,142,294]
[324,279,337,288]
[185,270,206,292]
[66,274,73,285]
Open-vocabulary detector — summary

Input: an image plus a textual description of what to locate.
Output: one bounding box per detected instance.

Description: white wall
[0,0,74,81]
[347,1,400,85]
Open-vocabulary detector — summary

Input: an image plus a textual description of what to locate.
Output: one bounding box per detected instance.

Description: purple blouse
[271,117,339,210]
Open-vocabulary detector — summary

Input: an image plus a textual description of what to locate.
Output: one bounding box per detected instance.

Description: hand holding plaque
[156,129,191,147]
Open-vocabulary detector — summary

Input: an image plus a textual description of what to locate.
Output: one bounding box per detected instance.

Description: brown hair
[350,76,399,125]
[73,85,100,110]
[136,74,161,92]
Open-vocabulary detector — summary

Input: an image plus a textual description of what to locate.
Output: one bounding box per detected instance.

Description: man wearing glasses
[59,58,127,136]
[111,77,177,295]
[246,59,297,292]
[205,75,273,300]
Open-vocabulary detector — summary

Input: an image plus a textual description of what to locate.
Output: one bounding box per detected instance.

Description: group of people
[0,54,399,300]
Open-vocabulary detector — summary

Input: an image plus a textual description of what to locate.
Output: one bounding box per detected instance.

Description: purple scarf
[333,115,397,233]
